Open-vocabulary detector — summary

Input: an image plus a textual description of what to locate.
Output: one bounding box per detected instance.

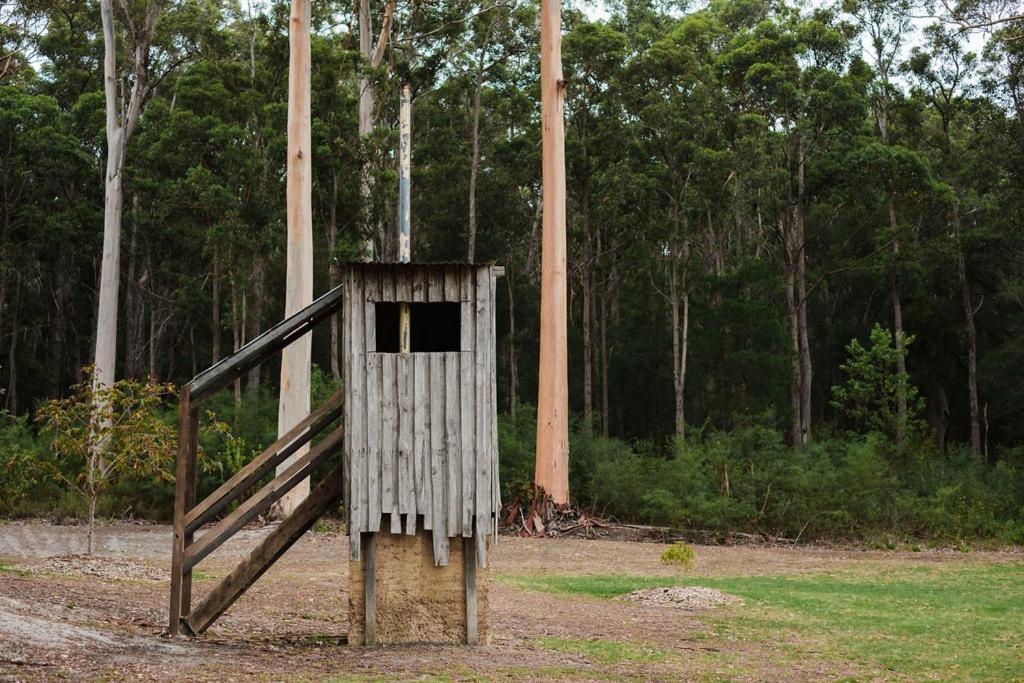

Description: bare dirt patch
[0,522,1018,681]
[619,585,742,610]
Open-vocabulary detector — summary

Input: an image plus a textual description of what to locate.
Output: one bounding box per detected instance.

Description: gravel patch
[619,586,742,611]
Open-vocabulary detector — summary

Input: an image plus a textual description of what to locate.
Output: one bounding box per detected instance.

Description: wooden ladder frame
[168,285,346,636]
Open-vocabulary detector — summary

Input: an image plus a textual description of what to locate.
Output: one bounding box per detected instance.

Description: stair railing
[169,284,346,636]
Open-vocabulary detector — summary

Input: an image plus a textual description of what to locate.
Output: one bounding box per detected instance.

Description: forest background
[2,0,1024,545]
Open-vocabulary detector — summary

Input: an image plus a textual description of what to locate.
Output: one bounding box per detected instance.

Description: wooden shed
[342,263,504,569]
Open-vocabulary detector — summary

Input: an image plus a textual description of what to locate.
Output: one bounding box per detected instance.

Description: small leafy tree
[35,369,177,553]
[831,324,924,440]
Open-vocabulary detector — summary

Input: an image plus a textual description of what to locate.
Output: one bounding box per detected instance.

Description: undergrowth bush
[496,409,1024,545]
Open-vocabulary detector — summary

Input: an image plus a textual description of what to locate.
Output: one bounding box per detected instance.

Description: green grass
[537,637,668,664]
[501,562,1024,681]
[0,561,30,576]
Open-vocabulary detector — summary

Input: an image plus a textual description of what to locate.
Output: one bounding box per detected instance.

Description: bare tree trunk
[357,0,395,258]
[231,275,243,425]
[212,246,222,363]
[534,0,569,505]
[467,24,493,263]
[94,0,155,403]
[276,0,315,516]
[954,204,982,457]
[5,273,19,413]
[889,200,907,442]
[507,274,517,416]
[599,286,610,438]
[581,185,593,434]
[669,241,689,440]
[247,256,265,392]
[148,294,158,379]
[328,173,341,381]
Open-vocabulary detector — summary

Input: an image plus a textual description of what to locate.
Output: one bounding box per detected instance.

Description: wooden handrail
[186,284,345,403]
[183,425,345,572]
[184,389,344,534]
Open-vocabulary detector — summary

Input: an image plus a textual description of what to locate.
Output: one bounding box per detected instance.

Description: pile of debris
[501,498,672,542]
[619,586,742,611]
[25,554,166,582]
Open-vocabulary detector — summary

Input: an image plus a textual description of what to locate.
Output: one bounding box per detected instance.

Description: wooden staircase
[168,285,346,636]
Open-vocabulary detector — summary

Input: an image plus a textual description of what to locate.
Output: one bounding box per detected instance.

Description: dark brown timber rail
[168,284,346,636]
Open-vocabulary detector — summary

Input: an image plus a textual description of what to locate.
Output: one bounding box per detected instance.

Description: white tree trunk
[94,0,125,399]
[276,0,314,516]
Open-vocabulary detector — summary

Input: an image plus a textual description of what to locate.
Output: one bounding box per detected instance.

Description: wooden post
[464,538,478,645]
[277,0,314,516]
[363,532,377,645]
[534,0,569,505]
[399,85,411,349]
[169,387,197,635]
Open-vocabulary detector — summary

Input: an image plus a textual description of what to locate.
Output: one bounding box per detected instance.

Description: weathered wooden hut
[343,262,503,645]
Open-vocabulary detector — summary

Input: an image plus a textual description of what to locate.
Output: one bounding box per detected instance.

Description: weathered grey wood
[380,354,397,524]
[396,266,412,301]
[181,406,198,618]
[364,301,376,353]
[185,390,344,533]
[349,267,366,561]
[412,266,426,302]
[445,265,460,301]
[397,353,414,533]
[363,532,377,646]
[465,538,478,645]
[429,267,444,303]
[460,267,476,537]
[490,273,500,538]
[343,270,353,528]
[474,266,490,567]
[413,353,430,524]
[182,462,344,635]
[430,353,449,565]
[445,352,461,536]
[366,353,382,532]
[187,284,345,403]
[184,427,344,572]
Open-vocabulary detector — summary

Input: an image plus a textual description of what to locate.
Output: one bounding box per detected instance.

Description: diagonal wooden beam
[182,462,345,636]
[183,426,344,572]
[185,390,344,534]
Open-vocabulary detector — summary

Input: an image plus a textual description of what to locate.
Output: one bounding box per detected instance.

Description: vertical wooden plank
[181,406,198,614]
[491,270,501,539]
[412,266,426,302]
[397,353,415,533]
[444,265,459,301]
[445,351,461,537]
[380,266,394,303]
[464,538,478,645]
[364,301,376,353]
[397,267,412,302]
[475,266,491,567]
[169,386,192,635]
[349,266,366,561]
[365,353,381,532]
[381,353,397,526]
[460,268,475,537]
[429,267,444,303]
[363,532,377,646]
[343,269,352,532]
[414,353,430,526]
[430,353,449,565]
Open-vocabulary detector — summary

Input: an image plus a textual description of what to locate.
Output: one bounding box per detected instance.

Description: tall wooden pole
[535,0,569,505]
[277,0,314,516]
[398,85,411,348]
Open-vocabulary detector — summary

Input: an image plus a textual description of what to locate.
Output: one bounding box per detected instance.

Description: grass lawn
[500,561,1024,681]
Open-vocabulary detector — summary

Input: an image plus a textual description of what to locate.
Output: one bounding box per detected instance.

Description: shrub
[660,542,695,570]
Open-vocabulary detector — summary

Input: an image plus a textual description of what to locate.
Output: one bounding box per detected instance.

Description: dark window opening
[374,302,461,353]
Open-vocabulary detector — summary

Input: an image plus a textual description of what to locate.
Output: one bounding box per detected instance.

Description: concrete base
[348,521,489,645]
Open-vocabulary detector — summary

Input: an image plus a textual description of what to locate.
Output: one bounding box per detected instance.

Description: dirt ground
[0,521,1017,681]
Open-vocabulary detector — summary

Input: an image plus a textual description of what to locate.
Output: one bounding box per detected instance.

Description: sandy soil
[0,521,1017,681]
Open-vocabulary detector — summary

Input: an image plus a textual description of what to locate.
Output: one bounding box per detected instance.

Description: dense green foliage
[2,0,1024,540]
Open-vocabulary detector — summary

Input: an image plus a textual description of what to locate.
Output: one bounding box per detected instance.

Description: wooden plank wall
[344,264,501,567]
